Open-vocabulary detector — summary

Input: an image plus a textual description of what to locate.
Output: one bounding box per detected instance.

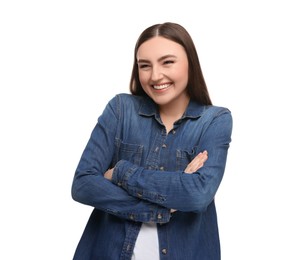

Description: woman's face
[137,36,189,108]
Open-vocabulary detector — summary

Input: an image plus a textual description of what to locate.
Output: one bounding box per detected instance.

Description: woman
[72,22,232,260]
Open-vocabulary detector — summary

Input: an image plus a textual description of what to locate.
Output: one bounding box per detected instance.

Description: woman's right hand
[171,151,208,213]
[184,150,208,174]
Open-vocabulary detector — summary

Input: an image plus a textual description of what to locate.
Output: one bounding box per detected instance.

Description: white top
[131,223,160,260]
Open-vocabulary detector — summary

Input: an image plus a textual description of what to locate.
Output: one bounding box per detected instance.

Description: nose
[150,65,163,82]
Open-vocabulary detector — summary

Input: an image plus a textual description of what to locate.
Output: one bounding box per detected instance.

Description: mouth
[152,83,172,90]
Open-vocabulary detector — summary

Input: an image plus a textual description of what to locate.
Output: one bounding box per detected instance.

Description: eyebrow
[137,54,177,63]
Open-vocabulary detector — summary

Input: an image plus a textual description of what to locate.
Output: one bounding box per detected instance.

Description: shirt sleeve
[111,109,233,213]
[71,95,171,223]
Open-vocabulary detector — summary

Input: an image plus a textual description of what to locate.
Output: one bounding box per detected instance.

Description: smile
[152,83,172,90]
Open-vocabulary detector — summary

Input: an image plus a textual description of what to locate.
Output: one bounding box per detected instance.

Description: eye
[163,60,174,65]
[138,63,150,69]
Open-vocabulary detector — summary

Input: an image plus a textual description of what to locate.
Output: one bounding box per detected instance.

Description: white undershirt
[131,223,160,260]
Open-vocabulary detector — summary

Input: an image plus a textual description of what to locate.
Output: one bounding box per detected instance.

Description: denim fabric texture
[72,93,232,260]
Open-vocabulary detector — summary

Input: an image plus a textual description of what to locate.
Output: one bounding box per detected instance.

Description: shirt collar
[138,96,205,119]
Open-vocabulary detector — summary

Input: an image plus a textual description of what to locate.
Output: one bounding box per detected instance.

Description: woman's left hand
[104,168,114,180]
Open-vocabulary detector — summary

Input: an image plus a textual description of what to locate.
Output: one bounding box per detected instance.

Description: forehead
[137,36,186,60]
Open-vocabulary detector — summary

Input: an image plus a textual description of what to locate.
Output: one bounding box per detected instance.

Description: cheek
[174,65,189,84]
[138,71,148,86]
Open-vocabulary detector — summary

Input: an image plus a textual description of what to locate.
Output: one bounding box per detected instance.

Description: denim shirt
[72,93,232,260]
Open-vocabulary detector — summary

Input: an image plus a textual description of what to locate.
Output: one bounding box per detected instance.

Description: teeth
[153,84,170,90]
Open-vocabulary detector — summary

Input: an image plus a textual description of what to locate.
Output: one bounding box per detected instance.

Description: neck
[159,95,190,132]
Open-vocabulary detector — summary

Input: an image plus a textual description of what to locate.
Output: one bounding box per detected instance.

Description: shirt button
[172,130,176,134]
[159,166,164,171]
[157,213,162,219]
[162,248,167,255]
[137,192,143,198]
[129,214,134,220]
[162,144,167,148]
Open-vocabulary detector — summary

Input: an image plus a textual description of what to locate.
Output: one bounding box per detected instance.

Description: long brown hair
[129,22,212,106]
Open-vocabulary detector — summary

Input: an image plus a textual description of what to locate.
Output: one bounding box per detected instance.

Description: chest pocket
[114,138,143,166]
[175,147,198,171]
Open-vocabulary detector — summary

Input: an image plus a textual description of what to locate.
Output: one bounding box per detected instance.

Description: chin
[152,97,171,106]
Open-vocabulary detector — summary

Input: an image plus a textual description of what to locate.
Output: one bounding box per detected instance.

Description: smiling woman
[71,22,232,260]
[137,37,190,131]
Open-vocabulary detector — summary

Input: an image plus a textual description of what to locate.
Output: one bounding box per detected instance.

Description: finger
[185,159,203,173]
[184,151,208,173]
[192,151,208,166]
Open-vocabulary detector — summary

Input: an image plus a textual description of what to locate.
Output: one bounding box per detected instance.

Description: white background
[1,0,307,259]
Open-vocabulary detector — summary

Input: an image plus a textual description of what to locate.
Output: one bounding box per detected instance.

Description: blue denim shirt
[72,93,232,260]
